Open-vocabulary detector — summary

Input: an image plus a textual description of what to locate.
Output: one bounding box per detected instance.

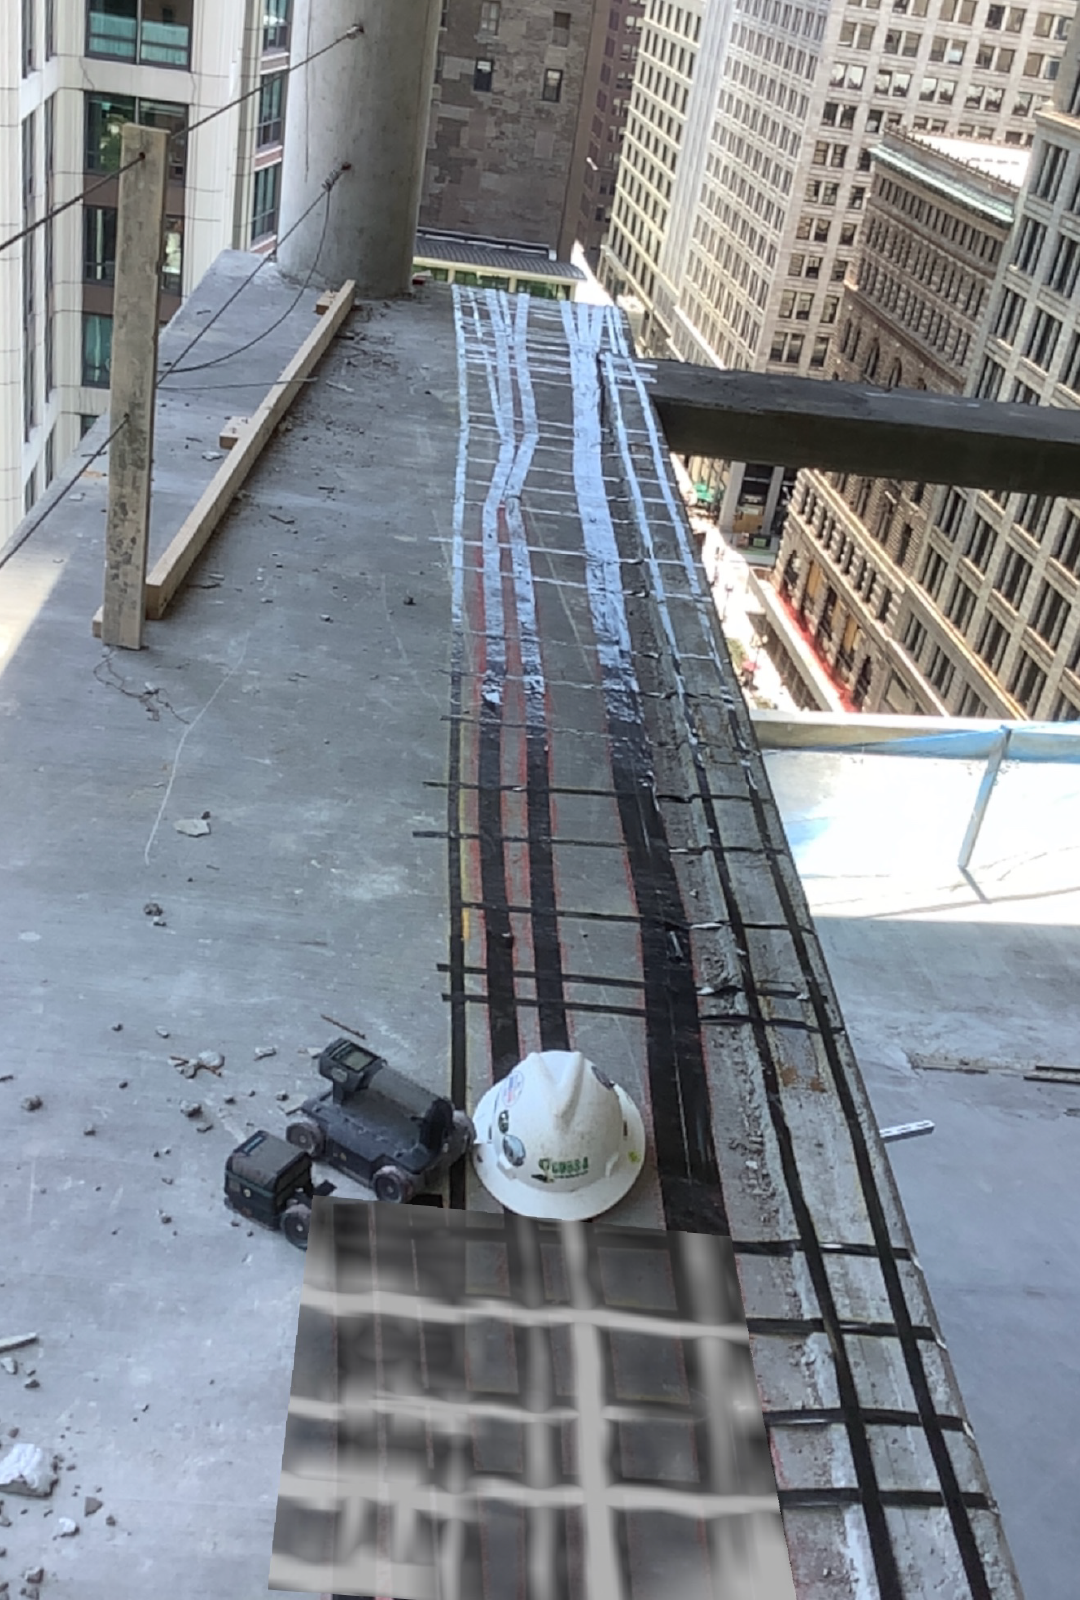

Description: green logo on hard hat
[538,1155,589,1179]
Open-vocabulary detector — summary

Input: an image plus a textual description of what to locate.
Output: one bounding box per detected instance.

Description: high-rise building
[600,0,1074,545]
[575,0,647,265]
[0,0,292,548]
[597,0,708,343]
[767,131,1026,712]
[881,22,1080,720]
[421,1,607,258]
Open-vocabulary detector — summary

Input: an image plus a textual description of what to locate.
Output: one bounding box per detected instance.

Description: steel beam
[647,364,1080,495]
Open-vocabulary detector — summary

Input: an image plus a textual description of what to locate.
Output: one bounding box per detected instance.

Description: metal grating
[270,1201,795,1599]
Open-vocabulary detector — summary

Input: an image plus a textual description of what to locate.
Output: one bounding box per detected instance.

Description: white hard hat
[471,1050,646,1221]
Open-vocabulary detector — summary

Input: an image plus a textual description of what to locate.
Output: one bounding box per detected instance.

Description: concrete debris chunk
[83,1124,95,1137]
[0,1443,57,1497]
[253,1046,276,1060]
[0,1359,17,1375]
[174,818,211,838]
[22,1571,43,1585]
[23,1379,39,1391]
[196,1051,224,1071]
[156,1027,171,1039]
[179,1102,202,1119]
[143,903,163,917]
[55,1517,78,1536]
[20,1097,42,1112]
[84,1496,102,1516]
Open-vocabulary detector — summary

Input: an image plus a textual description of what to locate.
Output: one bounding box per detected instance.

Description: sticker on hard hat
[538,1155,589,1179]
[500,1069,524,1109]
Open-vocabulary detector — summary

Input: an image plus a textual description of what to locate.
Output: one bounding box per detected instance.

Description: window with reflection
[87,0,192,68]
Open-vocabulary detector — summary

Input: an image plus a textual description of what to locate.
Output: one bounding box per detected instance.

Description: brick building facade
[421,0,606,257]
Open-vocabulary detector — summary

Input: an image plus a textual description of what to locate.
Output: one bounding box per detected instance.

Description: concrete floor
[0,259,463,1600]
[766,747,1080,1600]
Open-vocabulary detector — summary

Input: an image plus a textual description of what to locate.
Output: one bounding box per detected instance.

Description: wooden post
[100,124,168,650]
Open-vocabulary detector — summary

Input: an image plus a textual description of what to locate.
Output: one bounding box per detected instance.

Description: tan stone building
[768,132,1026,712]
[772,18,1080,724]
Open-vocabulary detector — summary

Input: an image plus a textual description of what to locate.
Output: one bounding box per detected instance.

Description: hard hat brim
[470,1080,647,1221]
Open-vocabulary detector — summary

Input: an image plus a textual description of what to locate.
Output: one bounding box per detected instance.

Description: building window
[921,548,947,597]
[1025,307,1062,370]
[946,577,976,631]
[1047,234,1080,299]
[1060,331,1080,392]
[257,73,286,148]
[994,545,1031,607]
[1034,142,1069,203]
[957,684,987,716]
[1010,650,1046,715]
[87,0,193,68]
[86,94,189,183]
[46,0,55,59]
[23,0,34,75]
[552,9,571,46]
[1052,509,1080,575]
[479,0,501,33]
[977,614,1010,673]
[251,163,280,241]
[975,357,1004,399]
[965,515,997,571]
[1030,579,1068,648]
[1050,690,1080,720]
[263,0,289,51]
[1015,492,1054,539]
[474,58,494,92]
[903,614,927,658]
[1012,215,1046,276]
[810,335,830,368]
[939,489,966,540]
[83,311,113,387]
[542,69,564,102]
[1011,378,1040,405]
[84,205,117,283]
[162,215,183,294]
[927,645,955,695]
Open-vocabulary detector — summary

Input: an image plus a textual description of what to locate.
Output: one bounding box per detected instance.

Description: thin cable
[157,168,344,383]
[0,156,145,259]
[159,187,334,380]
[0,415,129,576]
[178,25,364,144]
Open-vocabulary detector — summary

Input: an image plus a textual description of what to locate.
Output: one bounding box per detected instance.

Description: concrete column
[101,124,167,651]
[718,459,746,540]
[276,0,440,297]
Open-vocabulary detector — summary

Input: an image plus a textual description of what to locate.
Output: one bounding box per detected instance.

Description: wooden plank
[219,416,249,451]
[100,125,168,650]
[647,364,1080,496]
[92,279,356,637]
